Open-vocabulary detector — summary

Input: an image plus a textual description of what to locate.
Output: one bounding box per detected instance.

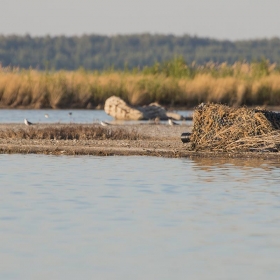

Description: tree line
[0,34,280,70]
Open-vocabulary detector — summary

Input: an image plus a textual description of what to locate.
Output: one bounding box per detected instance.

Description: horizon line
[1,32,280,42]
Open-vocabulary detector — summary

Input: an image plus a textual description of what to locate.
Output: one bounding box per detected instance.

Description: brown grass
[0,124,145,140]
[190,103,280,152]
[0,62,280,108]
[224,131,280,152]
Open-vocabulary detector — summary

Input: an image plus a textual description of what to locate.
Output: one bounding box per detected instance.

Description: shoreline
[0,105,280,111]
[1,123,280,160]
[2,142,280,160]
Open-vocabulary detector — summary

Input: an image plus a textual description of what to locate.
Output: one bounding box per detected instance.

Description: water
[1,155,280,280]
[0,109,193,124]
[0,109,113,124]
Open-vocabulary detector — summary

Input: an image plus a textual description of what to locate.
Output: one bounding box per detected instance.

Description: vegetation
[191,103,280,152]
[0,124,144,140]
[0,58,280,108]
[1,34,280,70]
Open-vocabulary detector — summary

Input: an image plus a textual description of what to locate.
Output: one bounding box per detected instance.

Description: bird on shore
[100,121,111,126]
[24,119,33,126]
[168,119,179,126]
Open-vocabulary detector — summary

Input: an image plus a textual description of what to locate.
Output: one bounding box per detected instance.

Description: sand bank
[1,123,280,160]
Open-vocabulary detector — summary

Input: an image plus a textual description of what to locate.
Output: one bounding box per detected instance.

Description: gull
[24,119,33,126]
[168,119,179,126]
[100,121,111,126]
[45,114,49,118]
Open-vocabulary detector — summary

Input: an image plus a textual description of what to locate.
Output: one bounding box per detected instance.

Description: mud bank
[1,123,280,160]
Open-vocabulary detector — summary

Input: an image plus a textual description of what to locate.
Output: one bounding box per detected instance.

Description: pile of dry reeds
[190,103,280,152]
[0,125,143,140]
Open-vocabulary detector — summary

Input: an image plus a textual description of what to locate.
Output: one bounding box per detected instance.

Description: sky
[0,0,280,41]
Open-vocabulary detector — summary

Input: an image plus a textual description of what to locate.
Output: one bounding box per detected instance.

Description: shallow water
[1,155,280,279]
[0,109,112,123]
[0,109,193,124]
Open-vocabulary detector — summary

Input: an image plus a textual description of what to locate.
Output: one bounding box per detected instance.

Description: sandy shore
[1,123,280,159]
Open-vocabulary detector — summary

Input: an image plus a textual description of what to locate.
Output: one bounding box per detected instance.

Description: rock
[166,111,184,121]
[139,103,168,120]
[104,96,144,120]
[104,96,183,120]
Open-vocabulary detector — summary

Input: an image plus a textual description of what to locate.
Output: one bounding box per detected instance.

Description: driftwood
[104,96,184,120]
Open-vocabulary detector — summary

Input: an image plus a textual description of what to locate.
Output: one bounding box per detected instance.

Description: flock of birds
[24,112,181,126]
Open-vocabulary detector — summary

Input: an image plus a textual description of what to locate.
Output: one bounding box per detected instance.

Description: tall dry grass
[0,60,280,108]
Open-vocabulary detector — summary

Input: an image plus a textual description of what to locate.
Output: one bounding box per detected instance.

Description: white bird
[45,114,49,118]
[24,119,33,126]
[168,119,179,126]
[100,121,111,126]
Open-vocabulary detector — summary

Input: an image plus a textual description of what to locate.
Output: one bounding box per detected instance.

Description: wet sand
[1,123,280,160]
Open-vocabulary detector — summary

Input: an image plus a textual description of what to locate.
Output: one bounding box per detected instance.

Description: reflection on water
[192,156,280,169]
[192,157,280,184]
[0,155,280,280]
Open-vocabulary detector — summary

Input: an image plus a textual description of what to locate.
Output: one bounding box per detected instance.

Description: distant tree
[0,34,280,70]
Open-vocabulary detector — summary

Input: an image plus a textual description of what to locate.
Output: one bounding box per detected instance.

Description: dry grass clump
[190,103,280,152]
[0,125,144,140]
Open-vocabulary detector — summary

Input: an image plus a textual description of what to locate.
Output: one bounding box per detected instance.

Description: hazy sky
[1,0,280,41]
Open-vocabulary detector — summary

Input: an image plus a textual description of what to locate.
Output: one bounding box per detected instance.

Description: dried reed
[190,103,280,152]
[0,60,280,109]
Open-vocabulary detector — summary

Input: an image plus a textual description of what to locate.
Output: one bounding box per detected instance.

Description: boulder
[104,96,183,120]
[104,96,143,120]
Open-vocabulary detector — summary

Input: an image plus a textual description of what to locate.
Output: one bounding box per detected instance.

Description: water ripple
[0,154,280,279]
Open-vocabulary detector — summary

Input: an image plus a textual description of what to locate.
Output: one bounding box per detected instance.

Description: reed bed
[190,103,280,152]
[0,60,280,109]
[0,125,144,140]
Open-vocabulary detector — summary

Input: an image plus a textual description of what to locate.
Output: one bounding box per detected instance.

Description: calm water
[1,155,280,280]
[0,109,193,124]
